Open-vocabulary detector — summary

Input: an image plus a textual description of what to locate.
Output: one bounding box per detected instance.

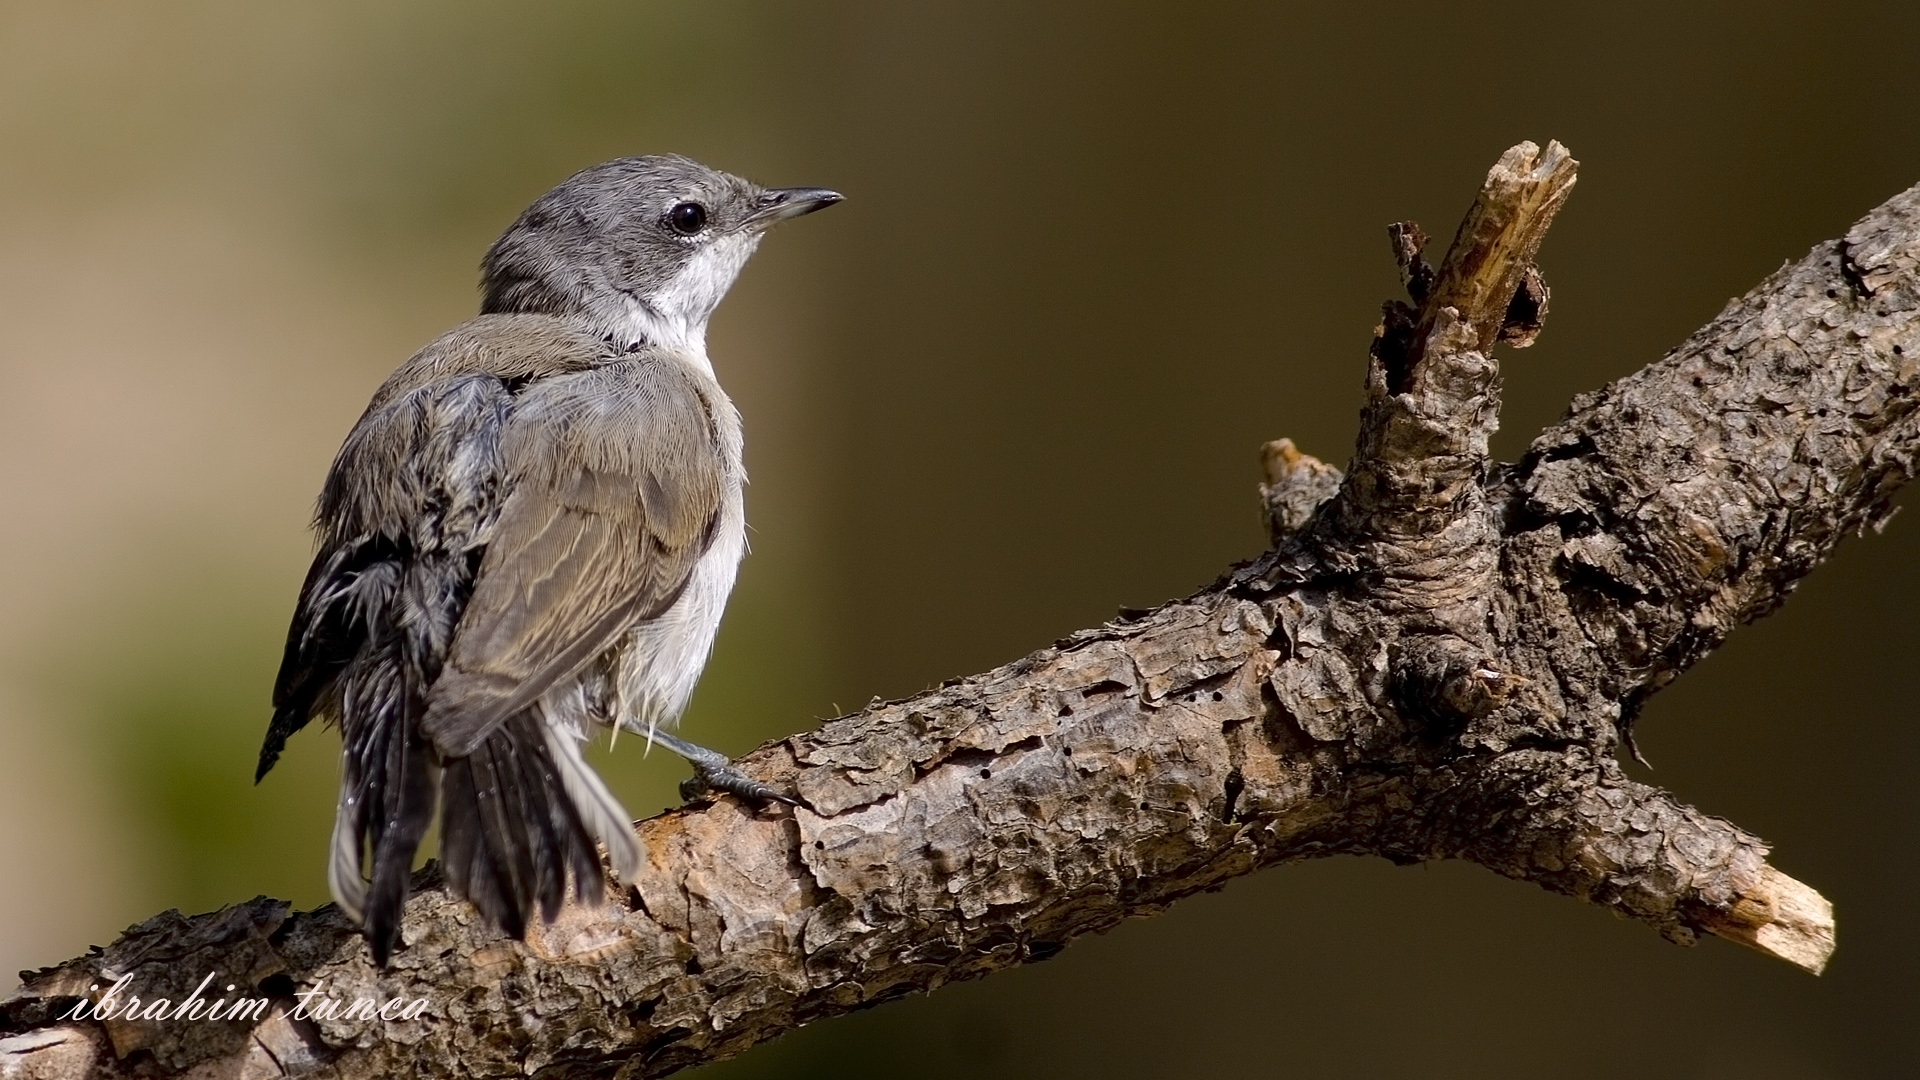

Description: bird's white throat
[604,233,763,377]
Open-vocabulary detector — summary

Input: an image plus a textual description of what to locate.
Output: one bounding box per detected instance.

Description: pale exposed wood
[2,143,1912,1079]
[1415,139,1578,363]
[1694,866,1836,974]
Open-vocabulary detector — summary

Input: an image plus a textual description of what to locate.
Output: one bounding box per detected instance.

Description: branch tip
[1416,139,1577,364]
[1695,866,1836,975]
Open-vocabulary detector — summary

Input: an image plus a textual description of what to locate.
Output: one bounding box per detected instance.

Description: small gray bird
[256,155,840,964]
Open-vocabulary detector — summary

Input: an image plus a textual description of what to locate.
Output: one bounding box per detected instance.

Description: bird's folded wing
[264,314,610,779]
[421,358,724,759]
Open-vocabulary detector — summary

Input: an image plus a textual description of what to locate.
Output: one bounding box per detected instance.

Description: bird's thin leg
[645,730,797,806]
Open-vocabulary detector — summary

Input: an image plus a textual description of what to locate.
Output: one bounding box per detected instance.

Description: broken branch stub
[1417,139,1578,363]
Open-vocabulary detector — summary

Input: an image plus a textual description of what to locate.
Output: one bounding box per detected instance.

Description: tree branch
[5,142,1915,1079]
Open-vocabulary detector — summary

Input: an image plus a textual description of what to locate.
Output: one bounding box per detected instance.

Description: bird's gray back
[314,314,614,547]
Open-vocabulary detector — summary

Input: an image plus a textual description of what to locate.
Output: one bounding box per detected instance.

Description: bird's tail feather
[543,717,644,884]
[363,726,437,965]
[439,709,629,941]
[328,784,369,925]
[327,626,431,962]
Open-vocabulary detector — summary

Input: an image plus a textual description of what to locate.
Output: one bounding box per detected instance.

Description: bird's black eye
[668,202,708,236]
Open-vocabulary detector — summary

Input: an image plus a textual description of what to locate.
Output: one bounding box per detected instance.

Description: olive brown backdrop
[0,3,1913,1077]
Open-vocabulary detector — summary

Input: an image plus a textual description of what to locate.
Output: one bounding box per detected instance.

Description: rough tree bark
[4,141,1915,1079]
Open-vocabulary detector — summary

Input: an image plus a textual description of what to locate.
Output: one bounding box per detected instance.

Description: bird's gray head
[479,155,841,359]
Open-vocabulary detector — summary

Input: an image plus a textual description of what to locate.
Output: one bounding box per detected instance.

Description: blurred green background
[1,2,1914,1077]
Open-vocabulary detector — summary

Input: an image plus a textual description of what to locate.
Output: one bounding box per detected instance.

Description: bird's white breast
[610,359,746,734]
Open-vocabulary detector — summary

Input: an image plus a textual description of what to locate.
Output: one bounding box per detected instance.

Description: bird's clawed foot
[647,730,798,806]
[678,765,795,806]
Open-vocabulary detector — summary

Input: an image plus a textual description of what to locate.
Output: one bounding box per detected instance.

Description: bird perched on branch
[255,155,841,964]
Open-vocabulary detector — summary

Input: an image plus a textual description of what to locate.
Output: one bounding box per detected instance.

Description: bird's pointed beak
[744,187,843,231]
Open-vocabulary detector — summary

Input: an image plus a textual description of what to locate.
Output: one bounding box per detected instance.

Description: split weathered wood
[4,140,1915,1079]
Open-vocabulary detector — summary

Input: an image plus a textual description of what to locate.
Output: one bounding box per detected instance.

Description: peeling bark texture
[5,141,1916,1079]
